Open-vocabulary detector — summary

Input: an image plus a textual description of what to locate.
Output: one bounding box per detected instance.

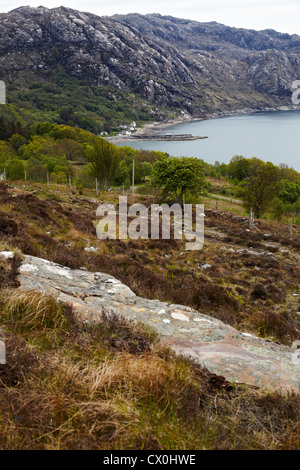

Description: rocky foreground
[2,251,298,393]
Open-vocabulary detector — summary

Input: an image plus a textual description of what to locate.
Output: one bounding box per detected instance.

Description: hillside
[0,181,299,449]
[0,5,300,450]
[1,6,300,131]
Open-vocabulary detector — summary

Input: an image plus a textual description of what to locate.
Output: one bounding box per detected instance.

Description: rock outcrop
[2,251,298,394]
[1,6,300,114]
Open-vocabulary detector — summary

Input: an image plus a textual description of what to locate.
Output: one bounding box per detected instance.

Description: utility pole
[132,159,135,195]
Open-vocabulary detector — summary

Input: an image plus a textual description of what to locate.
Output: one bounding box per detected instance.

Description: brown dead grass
[0,291,299,450]
[0,181,299,346]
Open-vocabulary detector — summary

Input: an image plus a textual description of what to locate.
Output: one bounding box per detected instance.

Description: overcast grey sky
[1,0,300,35]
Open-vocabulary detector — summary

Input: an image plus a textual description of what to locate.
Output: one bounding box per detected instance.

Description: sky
[0,0,300,35]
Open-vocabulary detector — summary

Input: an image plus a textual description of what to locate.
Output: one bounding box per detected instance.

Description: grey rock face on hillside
[1,6,300,114]
[4,252,299,394]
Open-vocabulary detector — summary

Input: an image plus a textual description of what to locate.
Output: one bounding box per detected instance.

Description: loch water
[117,111,300,171]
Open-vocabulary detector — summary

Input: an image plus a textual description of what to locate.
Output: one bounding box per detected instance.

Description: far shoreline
[108,105,300,145]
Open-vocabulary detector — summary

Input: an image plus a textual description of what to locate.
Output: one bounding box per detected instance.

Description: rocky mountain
[1,5,300,121]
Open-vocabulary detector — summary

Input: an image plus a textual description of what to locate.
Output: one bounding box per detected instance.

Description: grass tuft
[0,291,299,450]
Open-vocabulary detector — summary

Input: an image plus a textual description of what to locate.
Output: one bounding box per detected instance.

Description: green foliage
[29,122,96,145]
[292,196,300,213]
[113,147,164,186]
[5,158,25,180]
[228,155,251,181]
[0,109,166,188]
[209,167,217,178]
[0,104,29,140]
[9,134,27,152]
[74,165,95,189]
[6,68,158,134]
[86,137,120,189]
[19,135,54,160]
[277,180,300,204]
[0,141,15,171]
[152,156,205,202]
[26,158,47,183]
[237,158,279,218]
[113,159,130,186]
[55,139,85,162]
[33,121,55,136]
[136,182,153,194]
[48,124,96,144]
[270,197,285,221]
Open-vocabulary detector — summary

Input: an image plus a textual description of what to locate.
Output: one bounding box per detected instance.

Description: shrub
[5,159,25,181]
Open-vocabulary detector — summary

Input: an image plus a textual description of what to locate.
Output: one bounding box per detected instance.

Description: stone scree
[1,252,299,393]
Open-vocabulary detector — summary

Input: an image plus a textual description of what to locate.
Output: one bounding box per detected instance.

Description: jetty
[130,133,207,141]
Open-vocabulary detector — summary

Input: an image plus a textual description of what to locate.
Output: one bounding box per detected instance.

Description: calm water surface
[117,111,300,171]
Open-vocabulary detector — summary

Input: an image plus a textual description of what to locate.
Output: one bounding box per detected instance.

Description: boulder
[6,253,299,394]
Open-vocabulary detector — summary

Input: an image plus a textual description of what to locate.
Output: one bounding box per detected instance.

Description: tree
[0,141,15,171]
[113,160,130,186]
[86,137,120,189]
[151,156,205,202]
[140,161,153,181]
[228,155,251,181]
[56,139,85,162]
[270,197,285,221]
[33,121,54,136]
[26,158,48,183]
[75,165,95,189]
[5,159,25,181]
[19,136,56,160]
[9,134,27,152]
[237,158,279,218]
[277,180,300,205]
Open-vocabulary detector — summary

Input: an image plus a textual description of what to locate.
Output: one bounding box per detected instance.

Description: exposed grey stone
[3,252,298,394]
[236,248,274,258]
[1,6,300,115]
[0,251,14,259]
[198,263,212,270]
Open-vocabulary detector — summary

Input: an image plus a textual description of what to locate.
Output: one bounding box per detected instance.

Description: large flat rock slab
[3,253,299,393]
